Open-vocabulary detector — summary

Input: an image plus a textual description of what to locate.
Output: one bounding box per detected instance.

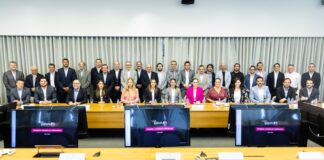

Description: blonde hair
[125,77,136,91]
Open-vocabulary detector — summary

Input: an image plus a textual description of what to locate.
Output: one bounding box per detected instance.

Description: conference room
[1,0,324,159]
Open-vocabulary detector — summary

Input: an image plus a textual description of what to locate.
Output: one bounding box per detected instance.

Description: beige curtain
[0,36,323,103]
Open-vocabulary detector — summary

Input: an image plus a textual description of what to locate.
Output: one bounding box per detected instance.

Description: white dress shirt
[50,72,55,87]
[285,72,301,89]
[234,90,241,102]
[274,72,278,88]
[42,87,47,100]
[185,70,189,85]
[250,74,254,89]
[258,87,264,101]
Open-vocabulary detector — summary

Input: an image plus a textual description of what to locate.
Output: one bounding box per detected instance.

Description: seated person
[34,77,57,104]
[10,79,31,105]
[185,78,204,104]
[121,78,140,104]
[275,78,296,103]
[93,80,111,103]
[299,79,320,103]
[66,79,88,105]
[227,78,249,103]
[249,77,271,103]
[143,79,162,103]
[165,78,182,103]
[206,78,227,102]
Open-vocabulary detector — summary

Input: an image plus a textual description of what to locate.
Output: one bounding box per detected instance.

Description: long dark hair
[95,80,106,97]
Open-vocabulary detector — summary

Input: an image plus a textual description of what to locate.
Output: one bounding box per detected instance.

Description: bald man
[25,66,44,96]
[215,63,231,89]
[146,64,159,84]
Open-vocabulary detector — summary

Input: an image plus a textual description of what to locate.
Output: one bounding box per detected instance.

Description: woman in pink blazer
[186,78,205,104]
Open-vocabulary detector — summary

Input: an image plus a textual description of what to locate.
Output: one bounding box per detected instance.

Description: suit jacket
[194,73,209,91]
[206,71,215,89]
[249,85,271,103]
[3,70,25,95]
[45,72,59,88]
[121,70,138,89]
[147,71,159,85]
[164,87,182,103]
[143,88,162,103]
[244,74,257,90]
[10,87,31,104]
[275,87,296,103]
[57,67,77,92]
[91,67,102,88]
[92,88,111,103]
[186,87,204,104]
[34,86,57,103]
[109,69,122,87]
[216,71,231,89]
[66,88,88,104]
[25,73,44,91]
[299,87,320,103]
[76,70,91,95]
[230,71,245,87]
[180,69,195,87]
[166,69,181,87]
[301,72,321,89]
[266,71,285,97]
[98,72,114,94]
[136,69,150,89]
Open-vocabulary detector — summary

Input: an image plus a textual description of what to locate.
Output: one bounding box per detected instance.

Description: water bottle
[100,96,103,103]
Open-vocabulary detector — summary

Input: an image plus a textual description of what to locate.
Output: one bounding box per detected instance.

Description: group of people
[2,58,321,105]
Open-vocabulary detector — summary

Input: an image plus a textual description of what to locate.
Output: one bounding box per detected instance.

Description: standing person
[121,61,138,90]
[156,63,167,94]
[3,61,25,103]
[244,65,258,92]
[230,63,245,88]
[57,58,77,103]
[285,64,301,91]
[194,65,209,94]
[206,64,216,89]
[180,61,195,97]
[98,64,114,98]
[45,63,58,89]
[216,63,231,90]
[109,61,123,102]
[135,61,149,102]
[25,66,44,97]
[266,63,285,98]
[166,60,181,87]
[90,58,103,90]
[77,61,91,101]
[256,62,268,82]
[301,63,321,89]
[146,64,159,84]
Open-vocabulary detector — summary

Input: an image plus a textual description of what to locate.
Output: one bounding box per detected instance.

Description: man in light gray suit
[76,61,91,100]
[34,77,57,104]
[166,60,181,87]
[194,65,209,94]
[10,79,30,105]
[121,61,138,90]
[216,63,231,89]
[156,63,167,92]
[180,61,195,97]
[3,61,25,103]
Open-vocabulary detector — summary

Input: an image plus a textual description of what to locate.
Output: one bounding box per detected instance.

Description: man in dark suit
[266,63,285,97]
[66,79,88,105]
[25,66,44,96]
[3,61,25,103]
[57,58,77,103]
[90,58,102,90]
[45,63,58,89]
[146,64,159,84]
[98,64,114,97]
[301,63,321,89]
[135,61,150,102]
[300,79,320,103]
[206,64,215,89]
[109,61,122,102]
[34,77,57,104]
[10,79,30,105]
[230,63,245,89]
[275,78,296,103]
